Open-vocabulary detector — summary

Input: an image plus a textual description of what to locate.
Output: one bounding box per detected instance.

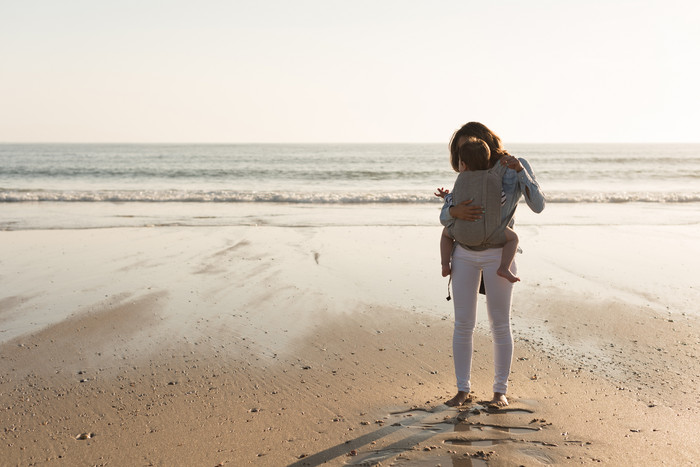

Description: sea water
[1,143,698,204]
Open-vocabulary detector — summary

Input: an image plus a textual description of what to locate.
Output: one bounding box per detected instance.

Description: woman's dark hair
[449,122,509,172]
[458,137,490,171]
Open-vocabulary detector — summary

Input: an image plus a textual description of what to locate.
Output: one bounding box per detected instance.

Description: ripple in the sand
[346,448,407,465]
[385,454,488,467]
[445,438,511,447]
[521,448,556,464]
[496,408,533,414]
[456,423,541,434]
[350,452,488,467]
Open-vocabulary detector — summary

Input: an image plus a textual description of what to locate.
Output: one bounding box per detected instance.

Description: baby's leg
[497,227,520,283]
[440,227,454,277]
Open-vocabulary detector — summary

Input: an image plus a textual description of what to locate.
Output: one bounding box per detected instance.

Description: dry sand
[1,203,699,466]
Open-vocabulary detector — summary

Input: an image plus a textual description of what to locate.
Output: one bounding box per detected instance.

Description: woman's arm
[515,158,545,213]
[499,155,545,213]
[440,198,484,225]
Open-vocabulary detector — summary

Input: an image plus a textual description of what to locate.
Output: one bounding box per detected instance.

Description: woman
[441,122,545,407]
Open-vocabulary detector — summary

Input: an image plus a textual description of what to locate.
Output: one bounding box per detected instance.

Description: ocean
[1,143,699,204]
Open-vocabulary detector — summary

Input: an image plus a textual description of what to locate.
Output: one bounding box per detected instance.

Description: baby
[436,138,520,283]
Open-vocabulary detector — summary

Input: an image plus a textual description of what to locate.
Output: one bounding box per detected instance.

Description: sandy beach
[1,202,699,466]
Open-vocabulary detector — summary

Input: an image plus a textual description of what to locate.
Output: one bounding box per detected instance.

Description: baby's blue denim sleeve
[439,193,454,227]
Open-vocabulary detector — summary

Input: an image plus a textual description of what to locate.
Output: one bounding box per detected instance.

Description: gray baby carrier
[448,163,509,251]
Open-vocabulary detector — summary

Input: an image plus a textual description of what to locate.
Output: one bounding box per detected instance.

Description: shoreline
[2,200,700,231]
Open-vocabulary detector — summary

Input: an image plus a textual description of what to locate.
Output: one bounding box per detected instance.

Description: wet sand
[1,203,699,465]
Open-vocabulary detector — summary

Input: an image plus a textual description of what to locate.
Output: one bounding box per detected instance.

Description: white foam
[2,189,698,204]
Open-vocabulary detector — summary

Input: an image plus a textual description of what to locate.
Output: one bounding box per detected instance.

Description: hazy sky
[2,0,698,143]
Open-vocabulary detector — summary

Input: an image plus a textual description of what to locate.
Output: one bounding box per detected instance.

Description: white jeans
[451,244,515,394]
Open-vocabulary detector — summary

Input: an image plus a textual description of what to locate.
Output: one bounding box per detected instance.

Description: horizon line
[2,141,699,145]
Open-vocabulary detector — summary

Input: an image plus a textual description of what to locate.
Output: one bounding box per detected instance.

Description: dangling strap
[446,276,452,301]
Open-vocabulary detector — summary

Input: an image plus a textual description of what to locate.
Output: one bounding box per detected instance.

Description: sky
[1,0,699,143]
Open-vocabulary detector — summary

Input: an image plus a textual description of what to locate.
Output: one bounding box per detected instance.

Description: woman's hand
[500,154,524,172]
[449,200,484,221]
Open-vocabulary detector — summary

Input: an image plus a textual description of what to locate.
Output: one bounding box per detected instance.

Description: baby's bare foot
[488,392,509,408]
[445,391,472,407]
[497,267,520,283]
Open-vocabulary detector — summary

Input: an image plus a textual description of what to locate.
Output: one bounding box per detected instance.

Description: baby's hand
[434,187,450,199]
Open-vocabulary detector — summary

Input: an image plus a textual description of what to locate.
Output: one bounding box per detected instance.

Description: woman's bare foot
[442,264,451,277]
[488,392,508,408]
[497,266,520,283]
[445,391,472,407]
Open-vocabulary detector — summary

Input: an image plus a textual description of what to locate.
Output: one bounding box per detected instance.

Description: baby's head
[458,137,490,172]
[449,121,504,172]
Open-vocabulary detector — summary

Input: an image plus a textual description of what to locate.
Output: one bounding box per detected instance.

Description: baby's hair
[458,137,490,171]
[449,121,509,172]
